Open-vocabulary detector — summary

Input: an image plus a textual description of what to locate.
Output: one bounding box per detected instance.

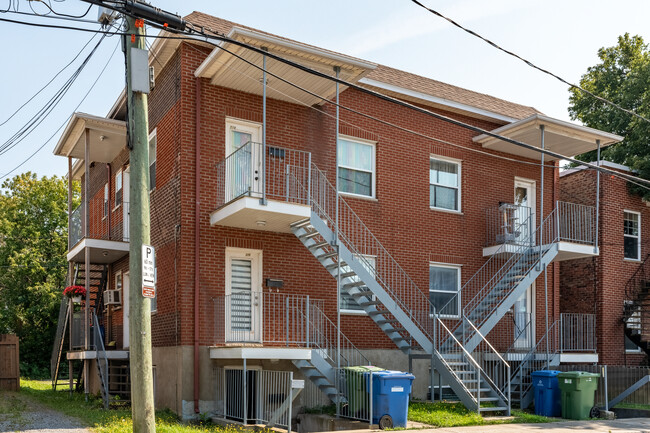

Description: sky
[1,0,649,181]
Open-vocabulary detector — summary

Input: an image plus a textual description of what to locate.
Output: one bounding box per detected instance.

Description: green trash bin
[343,366,384,417]
[557,371,600,420]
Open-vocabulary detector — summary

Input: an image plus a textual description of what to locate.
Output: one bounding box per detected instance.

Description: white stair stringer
[292,350,343,404]
[292,212,509,414]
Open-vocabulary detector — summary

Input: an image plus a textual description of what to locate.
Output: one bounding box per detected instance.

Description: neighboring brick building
[50,12,622,423]
[560,162,650,366]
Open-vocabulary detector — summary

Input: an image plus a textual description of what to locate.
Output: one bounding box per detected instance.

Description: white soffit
[195,27,377,106]
[53,112,126,163]
[473,114,623,161]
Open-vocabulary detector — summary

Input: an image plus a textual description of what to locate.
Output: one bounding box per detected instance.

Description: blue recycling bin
[531,370,562,417]
[370,370,415,429]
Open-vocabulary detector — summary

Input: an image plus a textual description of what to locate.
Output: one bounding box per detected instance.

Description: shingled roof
[176,12,540,121]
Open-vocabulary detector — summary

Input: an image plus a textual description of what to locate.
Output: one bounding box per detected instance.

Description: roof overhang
[53,112,126,164]
[195,27,377,106]
[473,114,623,161]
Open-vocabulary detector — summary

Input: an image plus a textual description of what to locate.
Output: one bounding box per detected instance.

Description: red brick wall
[560,169,648,365]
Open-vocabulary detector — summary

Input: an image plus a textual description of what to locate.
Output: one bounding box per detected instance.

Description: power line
[2,12,650,192]
[0,32,98,127]
[0,37,120,180]
[408,0,650,126]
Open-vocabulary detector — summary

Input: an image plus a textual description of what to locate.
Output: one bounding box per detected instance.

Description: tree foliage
[569,33,650,198]
[0,173,76,377]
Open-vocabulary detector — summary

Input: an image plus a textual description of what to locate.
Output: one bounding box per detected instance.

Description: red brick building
[560,162,649,366]
[50,12,622,423]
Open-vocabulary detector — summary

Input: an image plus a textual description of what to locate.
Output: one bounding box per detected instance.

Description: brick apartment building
[50,11,622,424]
[560,162,650,366]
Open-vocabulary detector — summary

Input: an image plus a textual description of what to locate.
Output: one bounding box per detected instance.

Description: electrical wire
[0,32,98,127]
[34,0,93,19]
[0,37,120,180]
[2,12,650,191]
[408,0,650,126]
[0,33,106,157]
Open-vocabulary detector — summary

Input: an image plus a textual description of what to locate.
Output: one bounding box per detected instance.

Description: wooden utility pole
[125,14,155,433]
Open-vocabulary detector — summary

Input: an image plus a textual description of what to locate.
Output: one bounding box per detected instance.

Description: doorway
[514,177,536,244]
[225,119,262,202]
[225,248,262,343]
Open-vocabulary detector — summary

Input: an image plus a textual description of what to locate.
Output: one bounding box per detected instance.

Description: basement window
[624,210,640,260]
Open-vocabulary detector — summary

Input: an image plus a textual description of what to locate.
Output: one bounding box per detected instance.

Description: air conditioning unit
[104,290,121,306]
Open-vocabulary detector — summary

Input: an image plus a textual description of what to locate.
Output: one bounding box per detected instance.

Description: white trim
[560,160,632,177]
[359,77,518,124]
[209,347,312,360]
[624,210,641,261]
[430,154,462,212]
[429,262,462,319]
[337,135,377,199]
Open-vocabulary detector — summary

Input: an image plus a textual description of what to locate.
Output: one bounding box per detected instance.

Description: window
[430,157,460,211]
[115,169,123,207]
[338,137,375,198]
[624,300,642,352]
[429,264,461,318]
[625,335,641,352]
[624,211,640,260]
[149,129,157,190]
[103,183,109,218]
[341,255,376,313]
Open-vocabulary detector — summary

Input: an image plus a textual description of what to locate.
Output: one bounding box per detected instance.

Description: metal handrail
[465,316,509,368]
[560,313,597,353]
[309,163,437,346]
[624,253,650,301]
[93,312,109,409]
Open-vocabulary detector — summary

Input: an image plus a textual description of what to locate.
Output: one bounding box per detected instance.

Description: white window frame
[114,169,123,208]
[337,135,376,199]
[429,262,461,319]
[103,183,109,219]
[429,155,461,213]
[624,210,641,261]
[149,129,157,191]
[113,270,123,310]
[340,254,377,315]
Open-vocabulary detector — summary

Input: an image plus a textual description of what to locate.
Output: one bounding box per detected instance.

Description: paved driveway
[412,418,650,433]
[0,391,91,433]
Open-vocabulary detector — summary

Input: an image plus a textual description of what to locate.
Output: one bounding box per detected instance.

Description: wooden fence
[0,334,19,391]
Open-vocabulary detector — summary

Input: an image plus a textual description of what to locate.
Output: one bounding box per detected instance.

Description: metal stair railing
[309,163,437,347]
[507,319,560,401]
[305,301,371,368]
[465,316,511,414]
[50,295,70,388]
[93,311,110,409]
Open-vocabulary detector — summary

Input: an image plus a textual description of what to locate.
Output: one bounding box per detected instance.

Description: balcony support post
[334,64,341,419]
[83,127,90,401]
[261,48,268,206]
[540,124,550,366]
[595,139,601,254]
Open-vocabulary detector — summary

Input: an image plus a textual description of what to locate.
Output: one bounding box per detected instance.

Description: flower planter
[71,296,82,304]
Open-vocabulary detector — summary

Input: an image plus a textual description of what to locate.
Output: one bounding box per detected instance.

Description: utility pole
[125,14,155,433]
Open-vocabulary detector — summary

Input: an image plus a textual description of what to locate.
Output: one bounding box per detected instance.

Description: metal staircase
[292,163,510,414]
[292,301,371,404]
[624,254,650,356]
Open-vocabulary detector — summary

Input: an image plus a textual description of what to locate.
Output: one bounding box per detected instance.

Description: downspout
[194,76,202,414]
[107,163,112,240]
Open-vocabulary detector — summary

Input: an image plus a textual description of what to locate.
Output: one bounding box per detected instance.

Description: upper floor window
[430,156,460,212]
[429,263,461,318]
[624,210,640,260]
[115,169,123,207]
[103,183,109,218]
[338,137,376,198]
[149,129,157,191]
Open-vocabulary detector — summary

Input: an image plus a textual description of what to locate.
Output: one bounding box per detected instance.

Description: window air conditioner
[104,290,122,306]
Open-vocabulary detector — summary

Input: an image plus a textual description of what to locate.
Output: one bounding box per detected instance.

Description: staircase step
[299,231,320,240]
[358,300,382,307]
[309,241,330,250]
[343,281,366,289]
[350,290,373,298]
[326,262,347,271]
[338,271,357,279]
[479,406,508,412]
[376,318,400,325]
[291,218,311,228]
[317,252,338,261]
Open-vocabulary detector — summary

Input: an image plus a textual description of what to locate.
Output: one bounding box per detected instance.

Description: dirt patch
[0,391,91,433]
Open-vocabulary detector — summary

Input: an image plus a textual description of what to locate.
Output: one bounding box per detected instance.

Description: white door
[513,282,534,349]
[514,178,536,244]
[123,272,130,348]
[123,167,130,241]
[225,119,262,202]
[225,248,262,342]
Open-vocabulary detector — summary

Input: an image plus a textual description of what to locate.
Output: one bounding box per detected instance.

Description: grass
[0,391,28,430]
[19,380,263,433]
[616,402,650,411]
[408,401,554,428]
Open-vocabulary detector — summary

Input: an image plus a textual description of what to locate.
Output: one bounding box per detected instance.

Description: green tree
[569,33,650,198]
[0,172,75,377]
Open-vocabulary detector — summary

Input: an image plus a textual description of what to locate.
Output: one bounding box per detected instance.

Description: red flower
[63,285,86,298]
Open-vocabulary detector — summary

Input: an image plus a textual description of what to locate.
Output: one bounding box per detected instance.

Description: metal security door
[225,249,262,342]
